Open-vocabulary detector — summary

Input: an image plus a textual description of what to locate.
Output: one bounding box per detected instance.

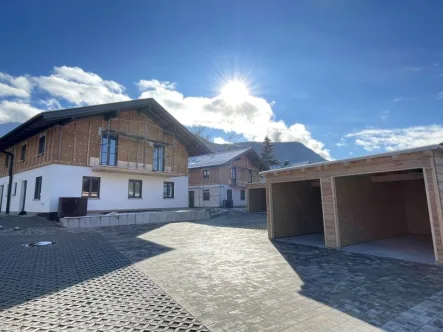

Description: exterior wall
[270,180,324,238]
[189,184,247,208]
[0,164,188,213]
[188,155,260,187]
[0,109,189,177]
[403,180,432,235]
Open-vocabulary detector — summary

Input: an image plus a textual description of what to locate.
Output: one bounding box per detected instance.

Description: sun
[220,80,249,106]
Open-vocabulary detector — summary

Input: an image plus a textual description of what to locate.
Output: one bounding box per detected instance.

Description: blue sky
[1,0,443,160]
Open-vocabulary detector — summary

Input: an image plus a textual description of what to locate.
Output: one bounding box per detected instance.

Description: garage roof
[188,148,268,171]
[0,98,211,156]
[260,144,443,176]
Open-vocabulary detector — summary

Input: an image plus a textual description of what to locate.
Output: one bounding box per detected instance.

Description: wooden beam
[371,172,424,183]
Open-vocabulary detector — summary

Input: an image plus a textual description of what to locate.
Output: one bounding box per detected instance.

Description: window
[20,144,26,162]
[153,145,165,171]
[38,136,46,155]
[34,176,42,200]
[12,182,17,196]
[240,190,246,201]
[203,170,210,179]
[203,189,210,201]
[231,167,237,184]
[100,135,118,166]
[82,176,101,198]
[128,179,142,198]
[163,182,174,198]
[4,154,9,168]
[248,170,253,183]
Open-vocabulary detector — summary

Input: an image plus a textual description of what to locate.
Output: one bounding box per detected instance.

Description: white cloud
[39,98,62,110]
[400,66,423,74]
[345,125,443,152]
[213,137,230,144]
[0,73,33,98]
[0,100,43,123]
[34,66,130,106]
[137,79,331,159]
[393,97,404,103]
[437,91,443,100]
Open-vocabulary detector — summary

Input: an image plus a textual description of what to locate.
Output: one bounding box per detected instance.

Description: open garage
[247,184,267,212]
[335,169,435,263]
[270,179,325,247]
[263,145,443,264]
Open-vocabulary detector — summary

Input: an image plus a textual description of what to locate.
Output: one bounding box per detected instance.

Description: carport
[270,179,325,248]
[262,145,443,264]
[336,169,434,263]
[247,183,267,212]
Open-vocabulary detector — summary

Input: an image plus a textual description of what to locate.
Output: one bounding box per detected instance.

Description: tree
[260,136,279,167]
[281,160,290,168]
[190,125,211,142]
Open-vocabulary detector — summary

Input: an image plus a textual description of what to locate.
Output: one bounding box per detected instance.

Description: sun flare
[220,80,249,106]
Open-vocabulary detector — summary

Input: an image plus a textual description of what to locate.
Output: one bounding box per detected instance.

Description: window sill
[19,160,24,163]
[33,199,41,201]
[128,197,143,199]
[163,197,175,199]
[36,153,44,157]
[84,197,100,200]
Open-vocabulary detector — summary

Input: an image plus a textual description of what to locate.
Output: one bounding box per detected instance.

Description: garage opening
[272,179,325,247]
[248,188,267,212]
[335,169,435,263]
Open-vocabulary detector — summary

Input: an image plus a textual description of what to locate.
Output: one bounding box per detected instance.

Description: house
[261,144,443,264]
[188,148,268,208]
[0,98,211,216]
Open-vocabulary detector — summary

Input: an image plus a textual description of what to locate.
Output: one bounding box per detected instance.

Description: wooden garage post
[320,177,340,249]
[424,165,443,263]
[266,182,274,240]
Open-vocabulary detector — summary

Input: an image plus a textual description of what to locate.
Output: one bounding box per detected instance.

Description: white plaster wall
[188,184,247,208]
[0,164,188,213]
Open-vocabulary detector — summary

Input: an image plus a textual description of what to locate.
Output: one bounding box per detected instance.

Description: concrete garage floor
[342,234,435,264]
[275,232,325,248]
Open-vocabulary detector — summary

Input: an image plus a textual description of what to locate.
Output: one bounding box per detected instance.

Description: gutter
[0,151,13,214]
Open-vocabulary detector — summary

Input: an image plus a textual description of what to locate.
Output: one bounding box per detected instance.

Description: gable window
[4,154,9,168]
[20,144,27,162]
[203,189,210,201]
[100,135,118,166]
[240,190,246,201]
[231,167,237,184]
[38,135,46,155]
[153,145,165,171]
[128,179,142,198]
[203,170,210,179]
[12,182,17,196]
[248,170,253,183]
[163,182,174,199]
[34,176,42,200]
[82,176,101,198]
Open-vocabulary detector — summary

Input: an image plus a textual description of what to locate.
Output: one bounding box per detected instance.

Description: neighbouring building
[0,98,211,215]
[260,144,443,264]
[188,148,268,208]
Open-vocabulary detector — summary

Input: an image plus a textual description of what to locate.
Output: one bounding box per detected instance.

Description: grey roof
[188,148,268,171]
[0,98,211,156]
[260,144,443,175]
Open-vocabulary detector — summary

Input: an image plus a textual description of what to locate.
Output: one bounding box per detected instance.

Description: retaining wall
[60,209,210,228]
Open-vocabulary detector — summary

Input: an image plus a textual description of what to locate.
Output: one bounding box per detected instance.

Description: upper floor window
[203,170,210,179]
[231,167,237,184]
[101,135,117,166]
[20,144,27,162]
[38,136,46,155]
[4,154,9,168]
[153,145,165,171]
[248,170,253,183]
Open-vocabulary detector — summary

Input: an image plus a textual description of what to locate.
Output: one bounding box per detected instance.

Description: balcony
[89,157,183,177]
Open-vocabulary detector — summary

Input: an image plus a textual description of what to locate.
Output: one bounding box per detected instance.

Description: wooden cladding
[0,109,189,176]
[189,155,260,186]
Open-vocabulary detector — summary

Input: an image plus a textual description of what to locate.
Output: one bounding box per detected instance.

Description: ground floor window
[12,182,17,196]
[164,182,174,198]
[34,176,42,200]
[82,176,101,198]
[240,189,246,200]
[128,179,142,198]
[203,189,210,201]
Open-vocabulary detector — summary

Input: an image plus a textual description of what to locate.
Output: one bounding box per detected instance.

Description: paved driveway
[2,213,443,332]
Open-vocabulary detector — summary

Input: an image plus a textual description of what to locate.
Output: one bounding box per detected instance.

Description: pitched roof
[0,98,211,156]
[188,148,269,171]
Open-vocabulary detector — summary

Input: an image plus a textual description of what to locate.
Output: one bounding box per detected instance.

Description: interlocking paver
[0,228,208,332]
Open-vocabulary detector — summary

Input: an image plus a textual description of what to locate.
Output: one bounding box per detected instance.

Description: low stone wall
[60,209,210,228]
